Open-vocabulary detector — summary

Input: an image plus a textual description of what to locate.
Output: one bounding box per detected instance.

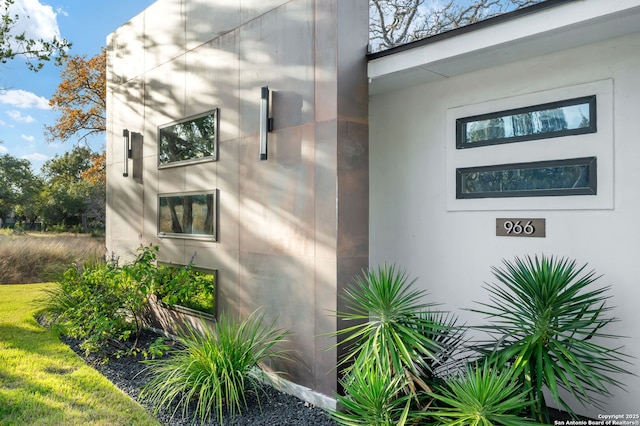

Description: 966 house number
[496,218,545,238]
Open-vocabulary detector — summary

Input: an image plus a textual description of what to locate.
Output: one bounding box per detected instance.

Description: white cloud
[7,110,36,123]
[0,90,50,109]
[22,152,48,161]
[8,0,62,43]
[21,134,35,142]
[0,145,7,154]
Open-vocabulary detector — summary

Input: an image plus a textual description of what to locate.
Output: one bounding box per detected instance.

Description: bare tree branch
[370,0,547,53]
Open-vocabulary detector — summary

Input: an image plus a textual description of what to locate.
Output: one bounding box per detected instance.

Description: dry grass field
[0,230,104,284]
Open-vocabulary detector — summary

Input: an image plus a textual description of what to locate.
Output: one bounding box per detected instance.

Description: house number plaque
[496,218,545,237]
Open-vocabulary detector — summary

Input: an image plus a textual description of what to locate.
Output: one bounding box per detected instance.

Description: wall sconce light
[123,129,131,177]
[259,86,273,161]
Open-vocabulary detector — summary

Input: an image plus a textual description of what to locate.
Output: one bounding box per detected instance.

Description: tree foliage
[41,47,107,232]
[39,146,105,232]
[0,148,104,232]
[80,151,106,185]
[0,153,42,224]
[45,47,106,144]
[0,0,70,71]
[0,38,107,232]
[369,0,545,53]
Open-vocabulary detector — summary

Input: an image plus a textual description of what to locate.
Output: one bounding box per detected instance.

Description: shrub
[43,256,148,355]
[471,255,633,422]
[140,310,289,424]
[154,261,215,314]
[43,244,217,355]
[328,258,633,425]
[331,360,413,426]
[413,310,467,380]
[129,244,215,314]
[329,264,465,420]
[427,360,541,426]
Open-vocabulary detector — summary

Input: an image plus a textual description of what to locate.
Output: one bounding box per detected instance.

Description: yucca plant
[330,359,413,426]
[471,255,633,423]
[140,309,289,424]
[335,265,443,389]
[428,360,542,426]
[331,264,464,417]
[414,310,467,380]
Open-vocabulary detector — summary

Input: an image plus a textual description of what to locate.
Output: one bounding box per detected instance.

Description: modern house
[106,0,640,416]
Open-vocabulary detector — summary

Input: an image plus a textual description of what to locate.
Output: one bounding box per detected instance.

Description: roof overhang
[368,0,640,96]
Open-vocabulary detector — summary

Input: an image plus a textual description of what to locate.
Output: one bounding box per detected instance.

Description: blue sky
[0,0,156,172]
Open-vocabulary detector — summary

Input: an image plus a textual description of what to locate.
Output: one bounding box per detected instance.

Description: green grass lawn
[0,283,160,426]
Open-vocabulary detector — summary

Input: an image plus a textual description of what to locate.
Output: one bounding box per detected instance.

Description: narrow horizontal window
[457,96,596,148]
[456,157,597,199]
[158,190,217,240]
[158,109,218,167]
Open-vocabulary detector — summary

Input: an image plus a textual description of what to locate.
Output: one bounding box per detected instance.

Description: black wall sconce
[123,129,132,177]
[259,86,273,160]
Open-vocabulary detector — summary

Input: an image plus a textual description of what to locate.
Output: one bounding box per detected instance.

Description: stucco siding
[370,30,640,416]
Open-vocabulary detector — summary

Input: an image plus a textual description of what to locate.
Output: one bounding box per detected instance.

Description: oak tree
[45,47,106,144]
[44,48,107,232]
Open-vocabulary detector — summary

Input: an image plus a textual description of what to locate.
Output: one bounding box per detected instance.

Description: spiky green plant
[428,360,541,426]
[330,263,466,425]
[414,310,467,380]
[471,255,633,422]
[140,310,289,424]
[336,265,442,378]
[330,360,413,426]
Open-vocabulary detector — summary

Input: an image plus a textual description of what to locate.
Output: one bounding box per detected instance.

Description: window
[158,109,218,167]
[456,157,597,199]
[445,80,613,211]
[158,190,217,240]
[457,96,596,149]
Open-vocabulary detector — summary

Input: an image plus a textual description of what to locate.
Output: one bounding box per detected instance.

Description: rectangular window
[456,96,596,148]
[158,109,218,167]
[158,190,217,240]
[456,157,597,199]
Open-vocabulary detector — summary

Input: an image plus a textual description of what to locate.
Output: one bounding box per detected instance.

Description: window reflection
[457,96,596,148]
[158,192,216,239]
[158,109,218,167]
[457,157,597,198]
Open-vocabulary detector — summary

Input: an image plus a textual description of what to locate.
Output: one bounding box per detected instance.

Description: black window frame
[456,96,596,149]
[456,157,597,199]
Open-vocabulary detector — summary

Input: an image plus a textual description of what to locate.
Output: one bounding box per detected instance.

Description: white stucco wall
[370,28,640,418]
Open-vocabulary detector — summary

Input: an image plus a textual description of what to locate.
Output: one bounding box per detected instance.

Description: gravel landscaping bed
[60,329,339,426]
[54,325,584,425]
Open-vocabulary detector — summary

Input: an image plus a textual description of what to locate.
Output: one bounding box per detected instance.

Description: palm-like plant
[414,310,467,380]
[330,263,468,425]
[471,255,633,422]
[428,360,542,426]
[140,310,289,424]
[330,360,413,426]
[334,264,447,394]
